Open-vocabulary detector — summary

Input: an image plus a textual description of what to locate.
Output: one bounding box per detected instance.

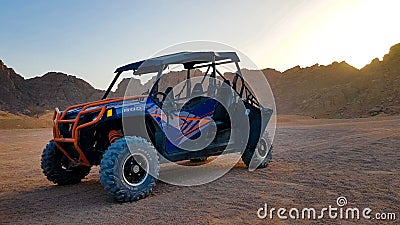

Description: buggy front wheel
[41,140,91,185]
[100,136,159,202]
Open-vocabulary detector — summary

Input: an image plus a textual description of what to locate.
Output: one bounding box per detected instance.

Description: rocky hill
[1,43,399,118]
[0,60,28,114]
[0,61,103,115]
[265,43,400,118]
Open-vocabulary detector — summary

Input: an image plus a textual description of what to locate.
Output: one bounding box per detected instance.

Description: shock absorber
[108,130,122,144]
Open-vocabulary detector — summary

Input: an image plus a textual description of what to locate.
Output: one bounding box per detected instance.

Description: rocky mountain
[264,43,400,118]
[111,69,204,98]
[111,77,153,98]
[24,72,104,114]
[0,60,28,114]
[0,61,103,115]
[1,43,399,118]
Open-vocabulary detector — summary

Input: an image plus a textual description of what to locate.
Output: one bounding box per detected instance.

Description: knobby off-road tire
[41,140,91,185]
[242,137,273,170]
[100,136,159,202]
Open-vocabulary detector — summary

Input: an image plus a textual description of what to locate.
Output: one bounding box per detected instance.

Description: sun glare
[255,0,400,71]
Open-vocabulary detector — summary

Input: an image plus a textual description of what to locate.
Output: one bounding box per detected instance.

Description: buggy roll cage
[102,51,260,107]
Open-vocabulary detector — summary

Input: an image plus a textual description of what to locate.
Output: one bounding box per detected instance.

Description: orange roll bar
[52,96,147,166]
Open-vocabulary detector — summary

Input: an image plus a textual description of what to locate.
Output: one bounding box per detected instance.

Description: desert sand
[0,116,399,224]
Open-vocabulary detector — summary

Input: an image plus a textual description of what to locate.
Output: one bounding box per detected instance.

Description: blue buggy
[41,52,273,202]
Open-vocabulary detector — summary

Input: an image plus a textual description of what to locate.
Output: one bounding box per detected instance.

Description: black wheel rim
[122,153,149,186]
[61,155,74,171]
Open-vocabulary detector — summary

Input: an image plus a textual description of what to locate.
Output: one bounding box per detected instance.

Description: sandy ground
[0,116,399,224]
[0,111,52,129]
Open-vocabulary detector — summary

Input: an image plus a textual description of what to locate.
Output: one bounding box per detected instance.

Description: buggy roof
[115,51,240,74]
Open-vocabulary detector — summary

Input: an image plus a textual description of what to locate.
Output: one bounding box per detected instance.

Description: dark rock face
[111,77,153,98]
[0,61,103,115]
[24,72,104,114]
[0,60,32,114]
[263,43,400,118]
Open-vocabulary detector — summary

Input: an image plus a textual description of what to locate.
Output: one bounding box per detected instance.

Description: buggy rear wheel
[241,138,272,170]
[41,140,91,185]
[100,136,159,202]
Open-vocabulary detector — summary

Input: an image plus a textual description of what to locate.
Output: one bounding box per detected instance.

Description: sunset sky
[1,0,399,89]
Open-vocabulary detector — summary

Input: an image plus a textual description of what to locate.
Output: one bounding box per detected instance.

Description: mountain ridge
[1,43,399,118]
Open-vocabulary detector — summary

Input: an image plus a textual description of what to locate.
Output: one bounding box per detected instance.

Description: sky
[1,0,400,89]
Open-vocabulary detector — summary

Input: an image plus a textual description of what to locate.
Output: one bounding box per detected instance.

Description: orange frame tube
[52,96,147,166]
